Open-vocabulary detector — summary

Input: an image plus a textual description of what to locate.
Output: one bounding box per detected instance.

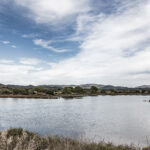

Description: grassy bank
[0,128,149,150]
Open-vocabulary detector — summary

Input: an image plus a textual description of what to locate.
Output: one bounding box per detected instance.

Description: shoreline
[0,93,150,99]
[0,95,59,99]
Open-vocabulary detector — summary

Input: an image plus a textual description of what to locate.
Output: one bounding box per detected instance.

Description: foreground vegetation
[0,84,150,99]
[0,128,149,150]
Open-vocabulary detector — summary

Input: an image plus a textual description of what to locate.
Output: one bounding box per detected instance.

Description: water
[0,96,150,146]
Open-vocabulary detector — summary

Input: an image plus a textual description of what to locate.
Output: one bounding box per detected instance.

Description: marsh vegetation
[1,128,149,150]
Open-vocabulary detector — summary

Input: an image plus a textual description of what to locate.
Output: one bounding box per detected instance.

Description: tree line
[0,86,99,95]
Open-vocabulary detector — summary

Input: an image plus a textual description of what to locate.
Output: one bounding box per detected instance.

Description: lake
[0,96,150,146]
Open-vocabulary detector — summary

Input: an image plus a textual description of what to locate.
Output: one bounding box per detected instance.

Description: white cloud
[14,0,90,25]
[0,62,43,85]
[31,0,150,86]
[11,45,16,48]
[0,59,14,64]
[2,41,10,44]
[33,39,68,53]
[22,33,39,38]
[19,58,43,65]
[1,0,150,86]
[1,41,17,48]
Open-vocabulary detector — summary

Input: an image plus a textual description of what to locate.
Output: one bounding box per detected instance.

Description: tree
[0,89,12,95]
[90,86,98,94]
[74,86,84,94]
[34,86,45,93]
[62,87,73,94]
[28,89,34,95]
[12,88,28,95]
[46,89,54,95]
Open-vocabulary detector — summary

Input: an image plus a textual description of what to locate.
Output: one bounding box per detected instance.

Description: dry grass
[0,128,149,150]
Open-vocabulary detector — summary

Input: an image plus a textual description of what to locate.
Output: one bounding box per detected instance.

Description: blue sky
[0,0,150,86]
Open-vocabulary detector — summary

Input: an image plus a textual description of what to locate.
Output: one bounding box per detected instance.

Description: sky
[0,0,150,86]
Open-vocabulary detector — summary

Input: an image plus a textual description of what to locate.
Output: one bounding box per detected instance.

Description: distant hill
[79,84,128,89]
[3,84,76,89]
[136,85,150,89]
[79,84,105,89]
[0,83,150,90]
[0,84,6,88]
[6,84,34,89]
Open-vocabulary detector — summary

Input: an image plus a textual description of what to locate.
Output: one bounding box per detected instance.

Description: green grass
[0,128,149,150]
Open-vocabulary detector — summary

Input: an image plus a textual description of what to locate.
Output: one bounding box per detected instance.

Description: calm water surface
[0,96,150,146]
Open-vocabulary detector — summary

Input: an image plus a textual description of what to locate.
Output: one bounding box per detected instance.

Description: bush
[34,86,45,93]
[12,88,28,95]
[28,89,34,94]
[46,89,54,95]
[74,86,84,94]
[62,87,73,94]
[90,86,98,94]
[0,89,12,95]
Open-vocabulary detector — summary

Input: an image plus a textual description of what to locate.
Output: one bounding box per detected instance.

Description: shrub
[62,87,73,94]
[0,89,12,95]
[74,86,84,94]
[28,89,34,94]
[90,86,98,94]
[12,88,28,95]
[46,89,54,95]
[34,86,45,93]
